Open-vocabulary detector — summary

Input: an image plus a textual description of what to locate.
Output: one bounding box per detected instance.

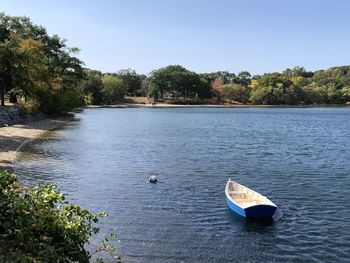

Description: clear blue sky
[2,0,350,75]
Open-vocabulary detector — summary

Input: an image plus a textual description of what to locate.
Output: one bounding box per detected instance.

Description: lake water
[15,107,350,262]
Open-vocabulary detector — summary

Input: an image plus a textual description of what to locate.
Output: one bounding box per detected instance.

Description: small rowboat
[225,179,277,218]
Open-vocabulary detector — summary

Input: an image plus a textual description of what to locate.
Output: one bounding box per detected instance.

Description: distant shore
[86,103,350,109]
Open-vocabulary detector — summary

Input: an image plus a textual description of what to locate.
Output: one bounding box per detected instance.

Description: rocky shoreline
[0,107,48,127]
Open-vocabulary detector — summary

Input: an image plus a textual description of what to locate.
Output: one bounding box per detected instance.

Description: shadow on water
[245,217,274,227]
[225,208,275,233]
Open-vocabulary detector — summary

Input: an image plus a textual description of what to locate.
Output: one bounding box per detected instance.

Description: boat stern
[244,205,277,218]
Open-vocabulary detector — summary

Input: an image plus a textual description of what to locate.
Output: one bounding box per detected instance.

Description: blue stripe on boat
[227,197,246,217]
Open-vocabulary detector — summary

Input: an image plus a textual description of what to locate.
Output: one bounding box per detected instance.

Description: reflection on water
[15,108,350,263]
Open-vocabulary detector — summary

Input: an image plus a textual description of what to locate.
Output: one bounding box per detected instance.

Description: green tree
[249,73,299,104]
[0,35,13,106]
[0,24,9,41]
[139,74,149,96]
[148,67,168,99]
[212,71,236,84]
[101,75,126,103]
[342,86,350,102]
[0,13,85,112]
[116,68,142,96]
[222,83,250,103]
[250,86,273,104]
[237,71,252,86]
[196,78,212,99]
[80,70,104,105]
[283,66,313,78]
[148,65,202,100]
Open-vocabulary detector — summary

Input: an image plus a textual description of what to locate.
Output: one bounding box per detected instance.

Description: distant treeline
[1,13,350,114]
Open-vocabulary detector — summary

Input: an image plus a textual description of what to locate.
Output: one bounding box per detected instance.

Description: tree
[101,75,126,103]
[249,73,299,104]
[0,22,15,106]
[342,86,350,102]
[221,83,250,103]
[80,70,104,104]
[0,13,85,112]
[212,71,236,84]
[148,67,169,99]
[196,78,212,99]
[139,74,149,96]
[237,71,252,86]
[116,68,142,96]
[0,24,9,42]
[283,66,313,78]
[250,86,274,104]
[0,38,13,106]
[148,65,202,100]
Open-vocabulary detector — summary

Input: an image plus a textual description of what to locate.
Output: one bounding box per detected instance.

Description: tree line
[147,65,350,105]
[1,12,350,114]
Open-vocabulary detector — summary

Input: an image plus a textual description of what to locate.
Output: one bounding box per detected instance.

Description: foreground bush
[0,171,120,263]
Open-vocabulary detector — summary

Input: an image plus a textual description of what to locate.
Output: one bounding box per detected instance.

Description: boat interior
[227,181,272,208]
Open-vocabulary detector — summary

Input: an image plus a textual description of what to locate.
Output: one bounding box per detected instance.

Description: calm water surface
[15,108,350,262]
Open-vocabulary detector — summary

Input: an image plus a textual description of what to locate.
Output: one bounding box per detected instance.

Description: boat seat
[235,198,260,202]
[229,190,244,194]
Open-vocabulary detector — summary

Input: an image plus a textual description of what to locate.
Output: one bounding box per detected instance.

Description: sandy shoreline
[0,114,75,172]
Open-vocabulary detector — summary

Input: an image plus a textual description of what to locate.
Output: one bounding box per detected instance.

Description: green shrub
[39,89,84,113]
[56,89,84,111]
[0,171,120,263]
